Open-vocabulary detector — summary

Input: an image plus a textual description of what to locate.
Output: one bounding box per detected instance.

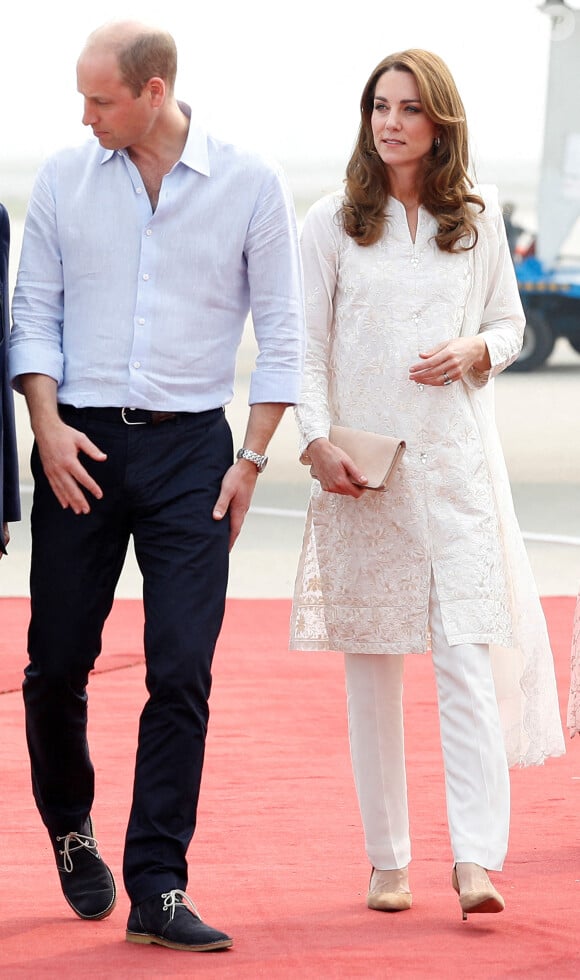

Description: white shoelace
[161,889,201,922]
[56,831,100,873]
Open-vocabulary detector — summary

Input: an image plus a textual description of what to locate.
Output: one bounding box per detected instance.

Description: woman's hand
[408,336,491,386]
[307,438,368,497]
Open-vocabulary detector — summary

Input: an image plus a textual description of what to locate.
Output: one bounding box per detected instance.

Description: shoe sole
[64,893,117,921]
[367,896,413,912]
[125,930,233,951]
[461,897,504,915]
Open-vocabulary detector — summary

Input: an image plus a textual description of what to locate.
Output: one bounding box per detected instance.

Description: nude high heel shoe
[367,866,412,912]
[451,862,505,921]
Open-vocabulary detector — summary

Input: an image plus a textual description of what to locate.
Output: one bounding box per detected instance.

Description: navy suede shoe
[126,889,232,951]
[52,818,116,920]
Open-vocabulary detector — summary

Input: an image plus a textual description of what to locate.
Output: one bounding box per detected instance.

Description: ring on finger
[442,371,452,386]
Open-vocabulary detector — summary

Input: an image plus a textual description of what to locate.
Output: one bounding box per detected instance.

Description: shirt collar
[176,102,210,176]
[98,100,210,176]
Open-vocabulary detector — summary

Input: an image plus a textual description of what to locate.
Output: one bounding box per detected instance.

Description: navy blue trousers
[23,406,232,904]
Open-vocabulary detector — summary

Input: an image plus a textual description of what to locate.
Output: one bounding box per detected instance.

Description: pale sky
[1,0,572,176]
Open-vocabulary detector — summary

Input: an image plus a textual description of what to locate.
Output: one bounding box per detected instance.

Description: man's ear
[146,77,166,107]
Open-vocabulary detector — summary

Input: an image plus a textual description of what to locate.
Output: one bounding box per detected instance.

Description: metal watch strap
[236,448,268,472]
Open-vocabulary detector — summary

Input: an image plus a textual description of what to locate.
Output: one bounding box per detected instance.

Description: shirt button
[136,187,143,194]
[143,273,150,281]
[138,318,145,325]
[133,361,141,369]
[145,229,152,237]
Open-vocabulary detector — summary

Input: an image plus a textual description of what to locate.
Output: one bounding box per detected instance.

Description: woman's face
[371,69,438,176]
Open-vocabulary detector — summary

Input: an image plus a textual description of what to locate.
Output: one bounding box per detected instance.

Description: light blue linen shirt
[10,107,304,411]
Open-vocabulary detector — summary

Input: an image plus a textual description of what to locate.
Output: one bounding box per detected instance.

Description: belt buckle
[121,407,148,426]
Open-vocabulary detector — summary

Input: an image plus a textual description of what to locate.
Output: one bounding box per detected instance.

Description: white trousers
[344,581,510,872]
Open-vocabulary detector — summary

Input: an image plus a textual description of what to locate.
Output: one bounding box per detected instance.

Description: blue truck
[510,251,580,371]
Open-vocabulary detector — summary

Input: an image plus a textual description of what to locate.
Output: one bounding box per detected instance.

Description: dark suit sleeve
[0,203,21,551]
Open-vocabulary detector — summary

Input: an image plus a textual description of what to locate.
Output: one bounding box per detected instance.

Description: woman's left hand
[408,336,491,387]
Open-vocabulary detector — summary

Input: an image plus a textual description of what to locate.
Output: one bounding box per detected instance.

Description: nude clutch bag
[301,425,406,492]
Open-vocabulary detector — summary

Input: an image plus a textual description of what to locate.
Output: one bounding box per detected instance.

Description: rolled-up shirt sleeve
[9,160,65,392]
[245,165,305,405]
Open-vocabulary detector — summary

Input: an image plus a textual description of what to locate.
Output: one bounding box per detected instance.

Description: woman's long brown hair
[342,49,484,251]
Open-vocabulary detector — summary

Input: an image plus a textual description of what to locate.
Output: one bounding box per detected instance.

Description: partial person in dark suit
[0,203,20,558]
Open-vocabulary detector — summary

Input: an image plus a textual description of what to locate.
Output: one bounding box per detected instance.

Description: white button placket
[128,218,155,403]
[410,247,425,392]
[411,247,428,469]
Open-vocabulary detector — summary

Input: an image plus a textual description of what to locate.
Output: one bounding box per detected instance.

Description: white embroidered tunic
[290,188,565,767]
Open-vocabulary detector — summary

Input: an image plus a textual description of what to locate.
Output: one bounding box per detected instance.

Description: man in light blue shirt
[10,20,304,953]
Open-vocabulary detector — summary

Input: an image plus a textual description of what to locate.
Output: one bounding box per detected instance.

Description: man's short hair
[116,30,177,96]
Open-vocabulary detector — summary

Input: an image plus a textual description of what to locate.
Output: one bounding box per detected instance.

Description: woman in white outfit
[290,50,565,920]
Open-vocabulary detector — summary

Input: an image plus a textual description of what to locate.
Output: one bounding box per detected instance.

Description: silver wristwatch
[236,447,269,473]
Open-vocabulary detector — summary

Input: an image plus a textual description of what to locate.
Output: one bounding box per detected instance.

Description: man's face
[77,48,153,150]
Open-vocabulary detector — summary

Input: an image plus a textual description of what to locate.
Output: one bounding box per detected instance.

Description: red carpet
[1,596,578,978]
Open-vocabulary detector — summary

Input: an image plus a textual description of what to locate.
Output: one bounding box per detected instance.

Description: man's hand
[409,336,491,386]
[213,459,258,551]
[35,419,107,515]
[19,374,107,514]
[211,401,291,549]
